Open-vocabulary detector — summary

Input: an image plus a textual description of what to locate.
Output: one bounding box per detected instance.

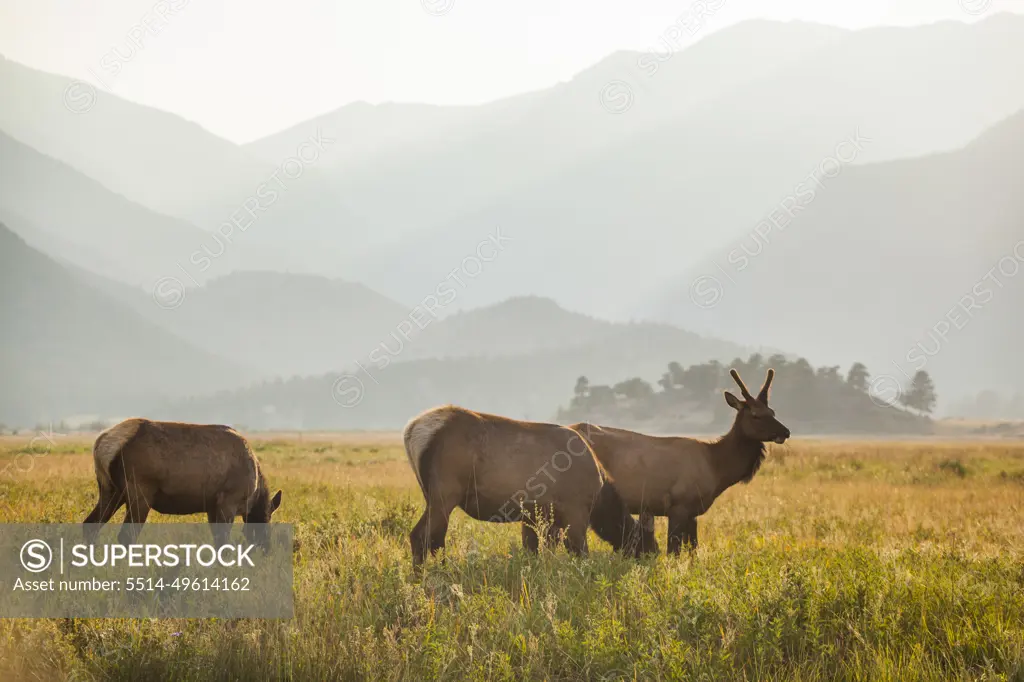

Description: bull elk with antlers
[571,368,790,555]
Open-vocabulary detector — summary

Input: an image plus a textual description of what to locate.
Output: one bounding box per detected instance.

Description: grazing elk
[83,419,282,547]
[404,405,646,567]
[572,368,789,555]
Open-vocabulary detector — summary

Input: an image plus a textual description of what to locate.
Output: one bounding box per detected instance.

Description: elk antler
[730,369,754,401]
[757,368,775,403]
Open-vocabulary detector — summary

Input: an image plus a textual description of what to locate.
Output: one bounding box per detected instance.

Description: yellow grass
[1,434,1023,680]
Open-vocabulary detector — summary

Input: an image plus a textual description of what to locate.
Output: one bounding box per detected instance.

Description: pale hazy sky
[1,0,1018,142]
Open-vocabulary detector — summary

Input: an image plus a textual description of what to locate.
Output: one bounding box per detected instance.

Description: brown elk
[572,368,789,555]
[404,405,646,567]
[83,419,282,546]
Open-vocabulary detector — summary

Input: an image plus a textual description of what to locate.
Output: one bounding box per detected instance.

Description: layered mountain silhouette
[0,130,220,287]
[651,110,1024,402]
[0,56,365,274]
[1,15,1021,425]
[151,297,757,431]
[349,15,1024,316]
[0,224,251,425]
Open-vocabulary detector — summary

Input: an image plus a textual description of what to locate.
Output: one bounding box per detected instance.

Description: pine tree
[902,370,937,414]
[846,362,870,392]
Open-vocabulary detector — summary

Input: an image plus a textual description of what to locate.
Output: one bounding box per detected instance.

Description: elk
[572,368,789,555]
[83,419,282,547]
[404,405,646,567]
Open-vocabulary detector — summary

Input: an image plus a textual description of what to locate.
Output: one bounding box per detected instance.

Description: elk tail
[402,407,455,493]
[92,418,145,488]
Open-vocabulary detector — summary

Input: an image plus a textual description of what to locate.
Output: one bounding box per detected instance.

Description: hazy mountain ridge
[0,54,265,225]
[133,271,413,380]
[3,17,1022,424]
[0,56,369,274]
[406,295,751,362]
[318,21,850,244]
[348,15,1024,317]
[0,224,253,425]
[651,108,1024,404]
[92,283,753,389]
[149,324,759,431]
[0,130,213,287]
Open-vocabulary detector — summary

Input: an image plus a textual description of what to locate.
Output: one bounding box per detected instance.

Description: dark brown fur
[83,418,281,545]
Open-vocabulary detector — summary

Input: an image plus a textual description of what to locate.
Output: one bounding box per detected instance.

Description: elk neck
[706,420,766,493]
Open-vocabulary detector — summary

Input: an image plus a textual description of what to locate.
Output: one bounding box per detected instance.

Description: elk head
[723,368,791,444]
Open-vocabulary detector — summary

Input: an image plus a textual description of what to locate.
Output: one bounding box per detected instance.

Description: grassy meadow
[1,432,1023,681]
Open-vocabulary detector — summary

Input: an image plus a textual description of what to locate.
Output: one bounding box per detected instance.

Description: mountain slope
[351,15,1024,318]
[0,224,251,425]
[131,271,412,380]
[0,56,366,272]
[0,54,265,226]
[312,21,848,241]
[151,321,758,431]
[0,131,212,287]
[650,109,1024,403]
[245,101,481,172]
[406,296,752,363]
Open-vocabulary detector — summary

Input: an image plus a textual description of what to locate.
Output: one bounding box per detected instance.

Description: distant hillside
[557,355,933,436]
[0,55,265,226]
[4,17,1022,310]
[650,109,1024,404]
[245,101,480,174]
[0,131,211,287]
[326,21,847,243]
[407,296,752,363]
[131,271,411,380]
[0,224,251,425]
[96,286,752,385]
[0,57,365,275]
[352,15,1024,317]
[151,298,758,429]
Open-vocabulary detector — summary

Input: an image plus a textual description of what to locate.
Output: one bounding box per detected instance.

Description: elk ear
[724,391,743,411]
[270,490,282,513]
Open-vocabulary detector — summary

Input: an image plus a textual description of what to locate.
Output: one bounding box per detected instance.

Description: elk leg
[118,496,151,545]
[640,511,658,554]
[208,503,239,546]
[520,502,558,553]
[667,511,697,556]
[521,524,540,553]
[559,507,589,557]
[83,485,125,541]
[682,518,698,552]
[563,523,588,556]
[410,495,457,568]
